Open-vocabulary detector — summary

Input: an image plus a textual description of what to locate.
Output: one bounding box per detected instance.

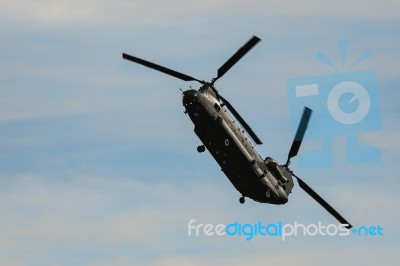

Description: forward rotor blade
[213,36,261,84]
[220,95,262,145]
[293,173,352,229]
[122,53,204,84]
[287,107,312,163]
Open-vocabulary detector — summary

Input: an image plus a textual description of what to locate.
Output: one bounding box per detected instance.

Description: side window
[213,103,221,112]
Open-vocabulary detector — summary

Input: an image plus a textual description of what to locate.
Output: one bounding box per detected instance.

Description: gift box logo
[287,39,381,167]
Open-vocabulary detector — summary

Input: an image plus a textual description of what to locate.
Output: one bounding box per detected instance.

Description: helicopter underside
[183,89,292,204]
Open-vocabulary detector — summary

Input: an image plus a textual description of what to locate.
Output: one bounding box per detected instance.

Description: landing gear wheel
[197,145,205,153]
[239,196,245,204]
[266,190,271,198]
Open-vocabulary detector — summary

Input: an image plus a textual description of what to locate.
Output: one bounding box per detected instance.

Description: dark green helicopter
[122,36,352,228]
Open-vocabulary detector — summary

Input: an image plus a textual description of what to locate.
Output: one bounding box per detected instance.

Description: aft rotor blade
[287,107,312,163]
[122,53,204,84]
[213,36,261,84]
[220,95,262,145]
[293,173,352,229]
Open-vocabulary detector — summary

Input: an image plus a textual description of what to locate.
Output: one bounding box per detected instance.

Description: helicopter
[122,35,352,229]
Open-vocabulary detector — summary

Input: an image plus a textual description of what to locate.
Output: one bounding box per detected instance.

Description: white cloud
[0,168,397,265]
[361,130,400,154]
[0,172,231,252]
[1,0,400,28]
[150,245,400,266]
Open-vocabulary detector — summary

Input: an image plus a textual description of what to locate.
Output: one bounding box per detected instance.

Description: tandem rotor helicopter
[122,35,352,228]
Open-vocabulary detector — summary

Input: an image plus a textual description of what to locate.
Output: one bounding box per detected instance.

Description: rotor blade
[220,95,262,145]
[213,36,261,83]
[287,107,313,162]
[293,173,352,229]
[122,53,204,84]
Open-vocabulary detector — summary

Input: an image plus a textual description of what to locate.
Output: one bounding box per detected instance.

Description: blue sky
[0,1,399,265]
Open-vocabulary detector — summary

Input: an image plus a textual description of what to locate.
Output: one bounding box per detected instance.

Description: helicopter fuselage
[182,84,294,204]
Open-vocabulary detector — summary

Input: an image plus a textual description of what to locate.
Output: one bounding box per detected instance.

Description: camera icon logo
[327,81,370,125]
[286,40,381,167]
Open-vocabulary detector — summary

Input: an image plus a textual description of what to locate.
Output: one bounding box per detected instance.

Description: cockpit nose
[182,89,198,105]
